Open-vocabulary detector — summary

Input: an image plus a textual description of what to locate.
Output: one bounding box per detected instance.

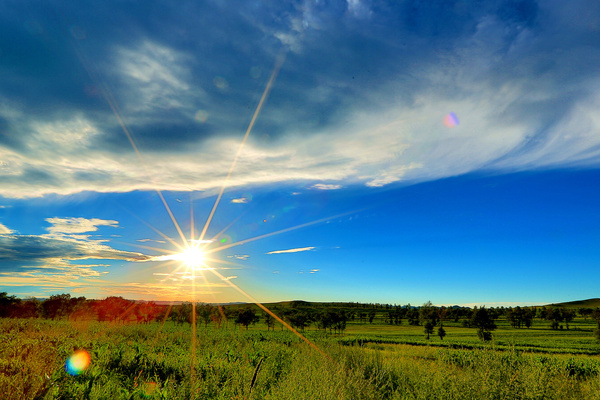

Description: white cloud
[266,246,315,255]
[311,183,342,190]
[46,217,119,235]
[114,40,197,114]
[0,223,13,235]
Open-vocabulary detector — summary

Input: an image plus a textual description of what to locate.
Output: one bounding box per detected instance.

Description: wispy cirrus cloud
[266,246,315,255]
[0,1,598,199]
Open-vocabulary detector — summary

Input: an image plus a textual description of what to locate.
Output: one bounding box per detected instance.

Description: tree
[544,307,564,330]
[42,294,74,320]
[406,307,420,326]
[210,306,226,328]
[197,303,214,328]
[14,298,41,318]
[419,301,438,327]
[0,292,22,318]
[438,324,446,340]
[561,308,575,330]
[579,308,593,320]
[424,321,434,340]
[134,301,161,324]
[506,307,523,328]
[264,312,275,331]
[286,310,312,331]
[236,308,259,330]
[368,310,376,324]
[470,306,497,342]
[94,296,134,322]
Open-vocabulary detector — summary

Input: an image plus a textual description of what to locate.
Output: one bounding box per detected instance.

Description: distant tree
[69,299,95,321]
[437,324,447,340]
[424,321,434,340]
[264,312,275,331]
[197,303,214,328]
[419,301,438,327]
[0,292,21,318]
[561,308,575,330]
[506,307,520,328]
[470,306,497,342]
[134,301,161,324]
[579,308,593,320]
[368,310,376,324]
[333,311,348,334]
[14,297,41,318]
[406,307,420,326]
[42,294,76,320]
[236,308,259,330]
[523,308,534,328]
[544,307,564,330]
[94,296,134,322]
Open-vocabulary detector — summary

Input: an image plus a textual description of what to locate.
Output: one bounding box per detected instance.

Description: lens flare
[443,112,459,127]
[213,76,229,90]
[195,109,208,123]
[65,350,91,375]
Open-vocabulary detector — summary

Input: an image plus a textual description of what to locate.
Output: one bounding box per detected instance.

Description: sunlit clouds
[0,223,13,234]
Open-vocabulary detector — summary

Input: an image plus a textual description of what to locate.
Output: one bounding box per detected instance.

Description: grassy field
[1,316,600,399]
[342,318,600,354]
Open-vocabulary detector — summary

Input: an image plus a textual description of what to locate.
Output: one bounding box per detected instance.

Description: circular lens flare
[65,350,91,375]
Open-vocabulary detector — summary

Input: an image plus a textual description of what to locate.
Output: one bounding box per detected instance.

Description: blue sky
[1,0,599,305]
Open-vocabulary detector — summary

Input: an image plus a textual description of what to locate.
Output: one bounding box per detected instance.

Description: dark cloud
[0,234,150,267]
[95,121,215,152]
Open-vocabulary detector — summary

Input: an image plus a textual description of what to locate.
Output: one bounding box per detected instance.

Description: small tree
[471,306,497,342]
[264,313,275,331]
[437,324,446,340]
[424,321,434,340]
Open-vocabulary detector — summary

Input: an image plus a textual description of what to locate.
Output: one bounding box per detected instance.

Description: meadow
[1,314,600,400]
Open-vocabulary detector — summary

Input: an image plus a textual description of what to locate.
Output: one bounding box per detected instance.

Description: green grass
[342,318,600,355]
[1,318,600,399]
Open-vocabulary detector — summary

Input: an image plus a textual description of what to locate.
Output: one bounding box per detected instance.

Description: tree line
[1,292,599,341]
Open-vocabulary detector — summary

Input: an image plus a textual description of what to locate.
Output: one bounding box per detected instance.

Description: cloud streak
[266,246,315,255]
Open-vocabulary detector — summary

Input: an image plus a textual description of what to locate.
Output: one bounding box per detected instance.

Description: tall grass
[1,318,599,399]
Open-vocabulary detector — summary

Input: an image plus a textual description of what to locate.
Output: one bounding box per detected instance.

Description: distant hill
[546,298,600,308]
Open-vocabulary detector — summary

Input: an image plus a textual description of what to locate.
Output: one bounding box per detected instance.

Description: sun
[177,247,206,269]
